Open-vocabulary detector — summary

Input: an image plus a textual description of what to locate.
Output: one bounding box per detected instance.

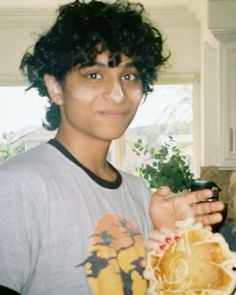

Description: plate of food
[144,218,236,295]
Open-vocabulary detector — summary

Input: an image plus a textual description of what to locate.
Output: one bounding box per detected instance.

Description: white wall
[149,7,200,76]
[0,10,55,85]
[0,6,201,83]
[200,0,236,168]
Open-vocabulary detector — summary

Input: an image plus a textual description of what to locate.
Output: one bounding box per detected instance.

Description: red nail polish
[174,235,181,241]
[165,237,172,243]
[159,243,166,250]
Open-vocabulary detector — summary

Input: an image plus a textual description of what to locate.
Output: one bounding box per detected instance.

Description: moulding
[0,6,198,29]
[0,74,26,86]
[0,0,68,9]
[148,6,199,26]
[211,30,236,42]
[158,72,198,83]
[0,9,55,28]
[208,0,236,42]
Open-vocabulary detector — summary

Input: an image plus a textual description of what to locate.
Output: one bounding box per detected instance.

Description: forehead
[94,51,134,67]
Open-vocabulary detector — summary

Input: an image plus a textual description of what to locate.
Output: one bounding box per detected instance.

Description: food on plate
[144,218,236,295]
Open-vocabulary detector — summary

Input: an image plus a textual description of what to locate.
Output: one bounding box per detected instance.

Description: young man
[0,1,224,294]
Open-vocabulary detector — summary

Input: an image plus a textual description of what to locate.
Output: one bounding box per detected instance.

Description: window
[0,84,196,175]
[0,86,46,133]
[111,83,195,175]
[0,86,52,162]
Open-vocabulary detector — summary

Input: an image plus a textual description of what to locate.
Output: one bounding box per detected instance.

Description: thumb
[150,186,171,226]
[151,186,171,202]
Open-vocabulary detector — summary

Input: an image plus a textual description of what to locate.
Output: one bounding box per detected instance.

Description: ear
[43,74,64,105]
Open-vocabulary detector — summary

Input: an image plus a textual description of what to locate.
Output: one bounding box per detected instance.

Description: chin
[96,125,129,141]
[104,133,123,141]
[98,130,125,141]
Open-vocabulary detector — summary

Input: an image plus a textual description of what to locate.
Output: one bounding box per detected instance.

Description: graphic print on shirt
[78,214,147,295]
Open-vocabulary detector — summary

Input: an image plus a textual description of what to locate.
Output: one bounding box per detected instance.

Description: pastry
[144,218,236,295]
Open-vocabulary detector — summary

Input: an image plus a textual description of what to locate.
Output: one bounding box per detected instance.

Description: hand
[150,186,224,231]
[141,228,178,269]
[144,228,179,252]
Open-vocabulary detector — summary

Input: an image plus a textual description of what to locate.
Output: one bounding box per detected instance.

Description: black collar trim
[48,139,122,189]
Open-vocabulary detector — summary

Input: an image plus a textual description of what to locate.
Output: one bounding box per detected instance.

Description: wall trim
[211,29,236,42]
[158,72,198,83]
[0,6,198,28]
[0,9,55,28]
[148,6,199,26]
[0,75,26,86]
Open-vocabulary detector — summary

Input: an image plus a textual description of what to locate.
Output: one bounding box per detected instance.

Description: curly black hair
[20,0,169,130]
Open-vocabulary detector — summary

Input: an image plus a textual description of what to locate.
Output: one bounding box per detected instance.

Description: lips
[98,109,129,117]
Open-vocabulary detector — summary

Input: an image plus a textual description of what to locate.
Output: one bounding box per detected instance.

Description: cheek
[60,88,91,120]
[127,84,143,102]
[133,87,142,97]
[131,88,143,109]
[67,86,92,101]
[63,86,94,109]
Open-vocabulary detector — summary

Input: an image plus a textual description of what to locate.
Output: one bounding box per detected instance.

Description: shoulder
[0,143,60,193]
[119,170,149,195]
[0,142,59,176]
[0,143,59,216]
[120,170,145,184]
[1,142,55,166]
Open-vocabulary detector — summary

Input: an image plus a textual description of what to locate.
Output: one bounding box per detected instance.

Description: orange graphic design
[79,214,147,295]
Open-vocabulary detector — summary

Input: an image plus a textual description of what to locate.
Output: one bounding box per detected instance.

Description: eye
[122,73,139,81]
[86,72,102,80]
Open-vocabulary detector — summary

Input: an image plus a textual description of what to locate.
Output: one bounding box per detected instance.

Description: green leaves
[132,136,194,193]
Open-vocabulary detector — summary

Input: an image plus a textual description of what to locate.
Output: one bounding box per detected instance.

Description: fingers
[191,200,224,226]
[184,189,212,205]
[192,200,224,216]
[150,186,194,231]
[150,187,224,231]
[153,187,211,204]
[195,212,223,226]
[144,228,180,252]
[181,190,224,227]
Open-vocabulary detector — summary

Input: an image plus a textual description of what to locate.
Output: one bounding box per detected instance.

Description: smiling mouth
[99,110,129,117]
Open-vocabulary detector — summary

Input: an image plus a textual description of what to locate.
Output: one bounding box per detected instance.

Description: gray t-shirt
[0,140,150,295]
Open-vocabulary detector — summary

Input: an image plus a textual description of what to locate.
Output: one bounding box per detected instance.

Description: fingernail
[159,243,166,250]
[174,235,181,241]
[164,237,172,243]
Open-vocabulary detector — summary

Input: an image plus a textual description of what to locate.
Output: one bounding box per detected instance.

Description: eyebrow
[90,60,136,68]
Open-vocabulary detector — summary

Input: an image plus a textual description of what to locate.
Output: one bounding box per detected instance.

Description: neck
[54,129,116,181]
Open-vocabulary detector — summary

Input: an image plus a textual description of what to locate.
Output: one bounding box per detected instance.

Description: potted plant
[132,136,227,231]
[132,136,194,193]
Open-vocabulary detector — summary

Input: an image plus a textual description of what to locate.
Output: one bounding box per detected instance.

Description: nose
[104,81,125,104]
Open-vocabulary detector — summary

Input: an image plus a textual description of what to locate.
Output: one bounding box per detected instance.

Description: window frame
[110,73,201,177]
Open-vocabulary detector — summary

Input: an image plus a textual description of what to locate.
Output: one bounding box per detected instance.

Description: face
[47,51,143,142]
